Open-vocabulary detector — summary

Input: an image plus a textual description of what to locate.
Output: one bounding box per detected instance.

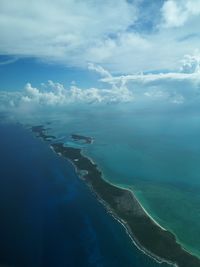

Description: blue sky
[0,0,200,108]
[0,56,101,91]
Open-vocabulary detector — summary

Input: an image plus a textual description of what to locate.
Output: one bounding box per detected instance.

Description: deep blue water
[0,123,169,267]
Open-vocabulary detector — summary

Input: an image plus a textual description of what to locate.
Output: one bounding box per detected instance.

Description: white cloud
[88,63,112,79]
[0,78,186,110]
[100,52,200,85]
[161,0,200,28]
[180,53,200,73]
[161,0,188,28]
[19,79,134,107]
[90,54,200,105]
[101,71,200,85]
[1,0,200,73]
[2,55,199,111]
[0,0,137,67]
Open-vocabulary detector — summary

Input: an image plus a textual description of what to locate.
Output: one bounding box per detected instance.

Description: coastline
[79,150,168,234]
[50,146,171,265]
[31,125,200,267]
[79,151,200,257]
[111,184,167,231]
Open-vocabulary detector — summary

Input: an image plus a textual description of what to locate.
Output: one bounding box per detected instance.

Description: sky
[1,0,200,109]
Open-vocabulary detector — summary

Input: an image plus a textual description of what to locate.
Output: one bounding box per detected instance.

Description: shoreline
[81,150,200,259]
[80,150,168,233]
[50,145,172,266]
[31,126,200,267]
[113,185,167,231]
[89,185,174,266]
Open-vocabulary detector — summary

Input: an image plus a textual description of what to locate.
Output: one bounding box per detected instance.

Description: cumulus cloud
[2,53,200,113]
[180,53,200,73]
[95,53,200,105]
[0,77,187,110]
[18,79,134,107]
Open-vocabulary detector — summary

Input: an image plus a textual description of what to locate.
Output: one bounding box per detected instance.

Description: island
[71,133,94,144]
[31,125,200,267]
[31,125,56,141]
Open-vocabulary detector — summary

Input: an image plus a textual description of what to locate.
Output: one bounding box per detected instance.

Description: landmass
[31,125,200,267]
[31,125,56,141]
[71,133,94,144]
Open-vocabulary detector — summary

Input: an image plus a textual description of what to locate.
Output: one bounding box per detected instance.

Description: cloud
[0,91,21,111]
[100,52,200,85]
[1,0,200,73]
[88,63,112,79]
[0,56,18,66]
[101,71,200,85]
[19,79,134,107]
[180,53,200,73]
[161,0,188,28]
[91,54,200,105]
[143,89,185,104]
[161,0,200,28]
[1,54,200,112]
[0,77,188,111]
[0,0,137,68]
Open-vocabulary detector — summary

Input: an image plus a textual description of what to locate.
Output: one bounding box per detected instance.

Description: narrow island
[31,125,200,267]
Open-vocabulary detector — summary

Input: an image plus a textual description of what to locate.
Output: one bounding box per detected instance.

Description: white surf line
[48,143,183,266]
[113,184,167,231]
[80,150,167,232]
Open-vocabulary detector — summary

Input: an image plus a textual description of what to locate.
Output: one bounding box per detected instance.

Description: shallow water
[24,103,200,258]
[0,122,169,267]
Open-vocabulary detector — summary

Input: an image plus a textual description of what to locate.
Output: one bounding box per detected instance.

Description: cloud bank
[21,80,134,106]
[1,0,200,72]
[0,0,136,70]
[1,53,200,112]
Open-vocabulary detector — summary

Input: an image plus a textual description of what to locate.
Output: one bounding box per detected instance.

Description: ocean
[0,122,169,267]
[17,101,200,259]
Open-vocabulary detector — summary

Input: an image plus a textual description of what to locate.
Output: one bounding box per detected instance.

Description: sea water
[0,122,169,267]
[19,102,200,258]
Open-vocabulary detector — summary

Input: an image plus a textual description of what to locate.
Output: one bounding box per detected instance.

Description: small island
[32,125,200,267]
[31,125,56,141]
[71,134,94,144]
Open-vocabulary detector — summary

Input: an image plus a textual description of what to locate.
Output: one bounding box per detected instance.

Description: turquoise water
[15,102,200,258]
[0,122,169,267]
